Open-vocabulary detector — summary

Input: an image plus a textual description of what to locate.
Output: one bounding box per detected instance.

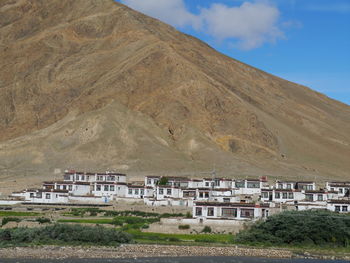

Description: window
[205,182,209,187]
[110,185,115,191]
[262,192,269,198]
[167,188,172,195]
[307,185,313,190]
[96,185,101,191]
[222,208,237,218]
[97,175,103,181]
[214,179,220,186]
[305,194,313,201]
[30,193,35,198]
[147,179,152,185]
[207,207,214,216]
[36,192,42,198]
[64,175,71,181]
[331,188,334,191]
[46,193,51,199]
[342,206,348,212]
[288,193,294,199]
[339,188,343,194]
[128,189,132,194]
[63,185,67,190]
[107,176,115,181]
[240,209,254,218]
[195,207,202,216]
[317,194,323,201]
[159,188,164,195]
[278,183,283,189]
[81,175,85,181]
[235,181,245,188]
[68,185,72,191]
[223,198,230,203]
[247,182,260,188]
[104,185,108,191]
[287,184,292,189]
[140,189,144,195]
[135,189,139,195]
[282,192,288,199]
[335,206,341,212]
[275,192,280,199]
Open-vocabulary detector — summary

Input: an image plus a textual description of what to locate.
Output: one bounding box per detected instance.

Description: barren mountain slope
[0,0,349,192]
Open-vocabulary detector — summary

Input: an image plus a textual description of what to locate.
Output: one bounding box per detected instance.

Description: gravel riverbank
[1,244,348,261]
[0,244,294,259]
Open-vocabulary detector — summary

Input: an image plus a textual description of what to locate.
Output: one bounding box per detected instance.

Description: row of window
[335,205,348,212]
[29,193,59,199]
[195,207,255,218]
[236,182,260,188]
[305,194,324,201]
[261,192,294,199]
[128,189,145,195]
[158,188,172,195]
[57,185,73,191]
[95,185,118,192]
[330,188,350,194]
[277,183,293,189]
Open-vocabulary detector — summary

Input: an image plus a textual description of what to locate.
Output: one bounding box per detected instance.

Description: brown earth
[0,0,350,193]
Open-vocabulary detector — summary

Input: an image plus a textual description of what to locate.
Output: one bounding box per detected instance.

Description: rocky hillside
[0,0,349,191]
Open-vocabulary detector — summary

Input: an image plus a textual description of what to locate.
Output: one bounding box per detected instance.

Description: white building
[12,189,69,204]
[326,182,350,197]
[193,202,270,220]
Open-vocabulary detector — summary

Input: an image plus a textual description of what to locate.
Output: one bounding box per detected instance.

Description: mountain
[1,0,349,192]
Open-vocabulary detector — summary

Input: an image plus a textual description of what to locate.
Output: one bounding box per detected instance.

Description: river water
[0,257,348,263]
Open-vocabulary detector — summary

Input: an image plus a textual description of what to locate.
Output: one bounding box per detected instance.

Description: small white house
[193,202,270,220]
[155,186,181,200]
[12,189,69,204]
[233,179,265,195]
[326,182,350,197]
[145,176,160,187]
[126,185,154,199]
[327,200,350,213]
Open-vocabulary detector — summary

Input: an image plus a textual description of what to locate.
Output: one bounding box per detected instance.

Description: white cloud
[120,0,286,50]
[121,0,200,29]
[200,2,283,50]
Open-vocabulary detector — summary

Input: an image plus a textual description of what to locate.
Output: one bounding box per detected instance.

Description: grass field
[57,218,114,224]
[126,229,234,244]
[0,211,40,217]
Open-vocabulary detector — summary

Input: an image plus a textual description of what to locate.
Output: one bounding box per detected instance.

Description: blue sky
[117,0,350,105]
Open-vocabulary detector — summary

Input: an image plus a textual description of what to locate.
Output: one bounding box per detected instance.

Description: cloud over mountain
[121,0,284,49]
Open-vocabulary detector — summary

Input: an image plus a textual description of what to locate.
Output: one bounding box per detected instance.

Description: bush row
[0,224,132,246]
[235,210,350,247]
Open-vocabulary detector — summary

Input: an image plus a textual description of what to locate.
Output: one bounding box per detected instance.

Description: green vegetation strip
[0,211,40,217]
[127,230,234,244]
[0,224,132,247]
[64,208,188,218]
[236,210,350,248]
[57,218,114,224]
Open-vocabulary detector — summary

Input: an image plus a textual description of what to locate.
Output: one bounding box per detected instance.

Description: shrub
[2,217,21,226]
[235,210,350,247]
[202,226,212,233]
[158,177,168,186]
[0,224,132,246]
[185,212,192,218]
[178,224,190,230]
[168,237,180,242]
